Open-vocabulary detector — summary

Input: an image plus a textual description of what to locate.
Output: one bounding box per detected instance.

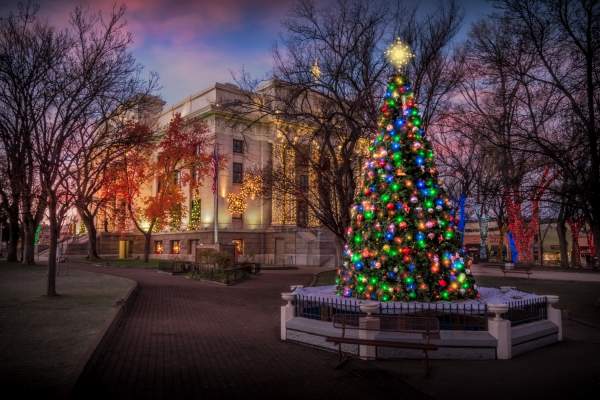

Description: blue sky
[2,0,494,105]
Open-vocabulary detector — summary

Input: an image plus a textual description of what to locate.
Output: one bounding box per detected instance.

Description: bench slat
[325,336,438,350]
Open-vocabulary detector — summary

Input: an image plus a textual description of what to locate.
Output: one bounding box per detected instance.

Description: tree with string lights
[336,40,478,302]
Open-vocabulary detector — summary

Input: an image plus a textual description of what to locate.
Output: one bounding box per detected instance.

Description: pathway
[471,264,600,282]
[72,266,427,400]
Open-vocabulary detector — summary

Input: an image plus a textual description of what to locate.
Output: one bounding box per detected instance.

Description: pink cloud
[1,0,292,103]
[16,0,290,47]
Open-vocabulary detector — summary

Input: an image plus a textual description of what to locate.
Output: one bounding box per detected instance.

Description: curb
[66,278,140,397]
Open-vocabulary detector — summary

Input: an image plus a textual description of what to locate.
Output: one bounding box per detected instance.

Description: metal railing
[294,294,489,331]
[158,260,258,284]
[506,298,547,326]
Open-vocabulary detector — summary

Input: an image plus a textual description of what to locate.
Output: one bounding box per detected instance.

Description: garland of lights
[335,40,478,302]
[240,172,263,199]
[168,204,183,232]
[188,198,202,230]
[226,172,264,215]
[272,135,296,224]
[227,192,247,215]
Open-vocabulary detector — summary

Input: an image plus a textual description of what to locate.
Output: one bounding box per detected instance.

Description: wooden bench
[325,314,440,377]
[501,265,532,278]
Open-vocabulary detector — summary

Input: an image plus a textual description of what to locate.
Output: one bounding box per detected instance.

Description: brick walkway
[73,266,427,400]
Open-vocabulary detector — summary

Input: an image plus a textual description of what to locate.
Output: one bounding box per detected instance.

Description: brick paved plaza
[68,265,599,400]
[72,266,428,400]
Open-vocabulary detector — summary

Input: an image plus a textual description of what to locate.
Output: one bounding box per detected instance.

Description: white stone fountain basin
[284,284,559,360]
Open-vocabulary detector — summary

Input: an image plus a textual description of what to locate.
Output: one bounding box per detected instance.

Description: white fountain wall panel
[511,320,559,357]
[286,318,358,355]
[286,317,497,360]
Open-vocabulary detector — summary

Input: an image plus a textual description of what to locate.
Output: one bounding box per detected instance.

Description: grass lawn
[0,261,135,398]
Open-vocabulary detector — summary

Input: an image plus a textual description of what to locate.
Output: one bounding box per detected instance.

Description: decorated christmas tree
[336,40,478,302]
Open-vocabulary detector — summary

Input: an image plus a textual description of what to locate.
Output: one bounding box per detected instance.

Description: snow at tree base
[336,72,478,302]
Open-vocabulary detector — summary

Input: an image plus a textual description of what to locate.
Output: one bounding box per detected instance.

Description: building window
[189,239,199,255]
[297,201,308,228]
[232,239,244,256]
[233,162,243,184]
[299,174,309,192]
[154,240,164,254]
[173,170,181,186]
[233,139,244,154]
[171,240,180,254]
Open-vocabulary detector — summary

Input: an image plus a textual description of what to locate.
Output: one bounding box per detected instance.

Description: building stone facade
[84,81,338,267]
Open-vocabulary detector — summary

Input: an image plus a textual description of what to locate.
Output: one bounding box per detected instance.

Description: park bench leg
[335,343,351,369]
[423,350,431,378]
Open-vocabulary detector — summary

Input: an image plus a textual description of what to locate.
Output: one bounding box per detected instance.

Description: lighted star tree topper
[336,40,478,302]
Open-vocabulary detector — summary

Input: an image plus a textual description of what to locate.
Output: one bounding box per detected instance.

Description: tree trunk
[478,216,489,262]
[18,223,24,262]
[6,213,19,262]
[557,208,569,268]
[592,223,600,269]
[538,223,544,267]
[497,224,506,262]
[143,232,151,263]
[47,196,58,296]
[22,219,36,265]
[570,225,581,268]
[80,211,100,260]
[334,235,345,268]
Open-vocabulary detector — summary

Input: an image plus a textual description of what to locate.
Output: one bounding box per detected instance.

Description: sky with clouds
[1,0,493,106]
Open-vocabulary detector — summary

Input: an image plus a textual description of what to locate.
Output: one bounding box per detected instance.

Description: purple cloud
[1,0,293,104]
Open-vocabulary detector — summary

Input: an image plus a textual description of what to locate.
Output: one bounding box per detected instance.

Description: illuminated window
[170,240,180,254]
[232,239,244,256]
[233,139,244,154]
[154,240,164,254]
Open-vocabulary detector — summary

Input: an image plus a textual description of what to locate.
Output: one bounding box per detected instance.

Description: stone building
[79,81,338,267]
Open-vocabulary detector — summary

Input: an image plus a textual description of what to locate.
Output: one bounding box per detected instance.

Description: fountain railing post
[487,303,511,360]
[544,295,562,341]
[280,292,296,341]
[358,301,380,360]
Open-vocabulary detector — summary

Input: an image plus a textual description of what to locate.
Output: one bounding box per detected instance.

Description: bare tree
[0,3,65,263]
[227,0,465,263]
[71,95,161,260]
[20,5,157,295]
[495,0,600,264]
[452,16,555,264]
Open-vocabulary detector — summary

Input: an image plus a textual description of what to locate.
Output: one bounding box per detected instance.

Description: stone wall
[94,227,337,267]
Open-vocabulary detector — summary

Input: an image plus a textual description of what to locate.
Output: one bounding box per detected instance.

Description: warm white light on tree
[385,38,414,70]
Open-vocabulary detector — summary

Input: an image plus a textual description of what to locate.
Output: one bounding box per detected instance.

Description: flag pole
[213,144,219,245]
